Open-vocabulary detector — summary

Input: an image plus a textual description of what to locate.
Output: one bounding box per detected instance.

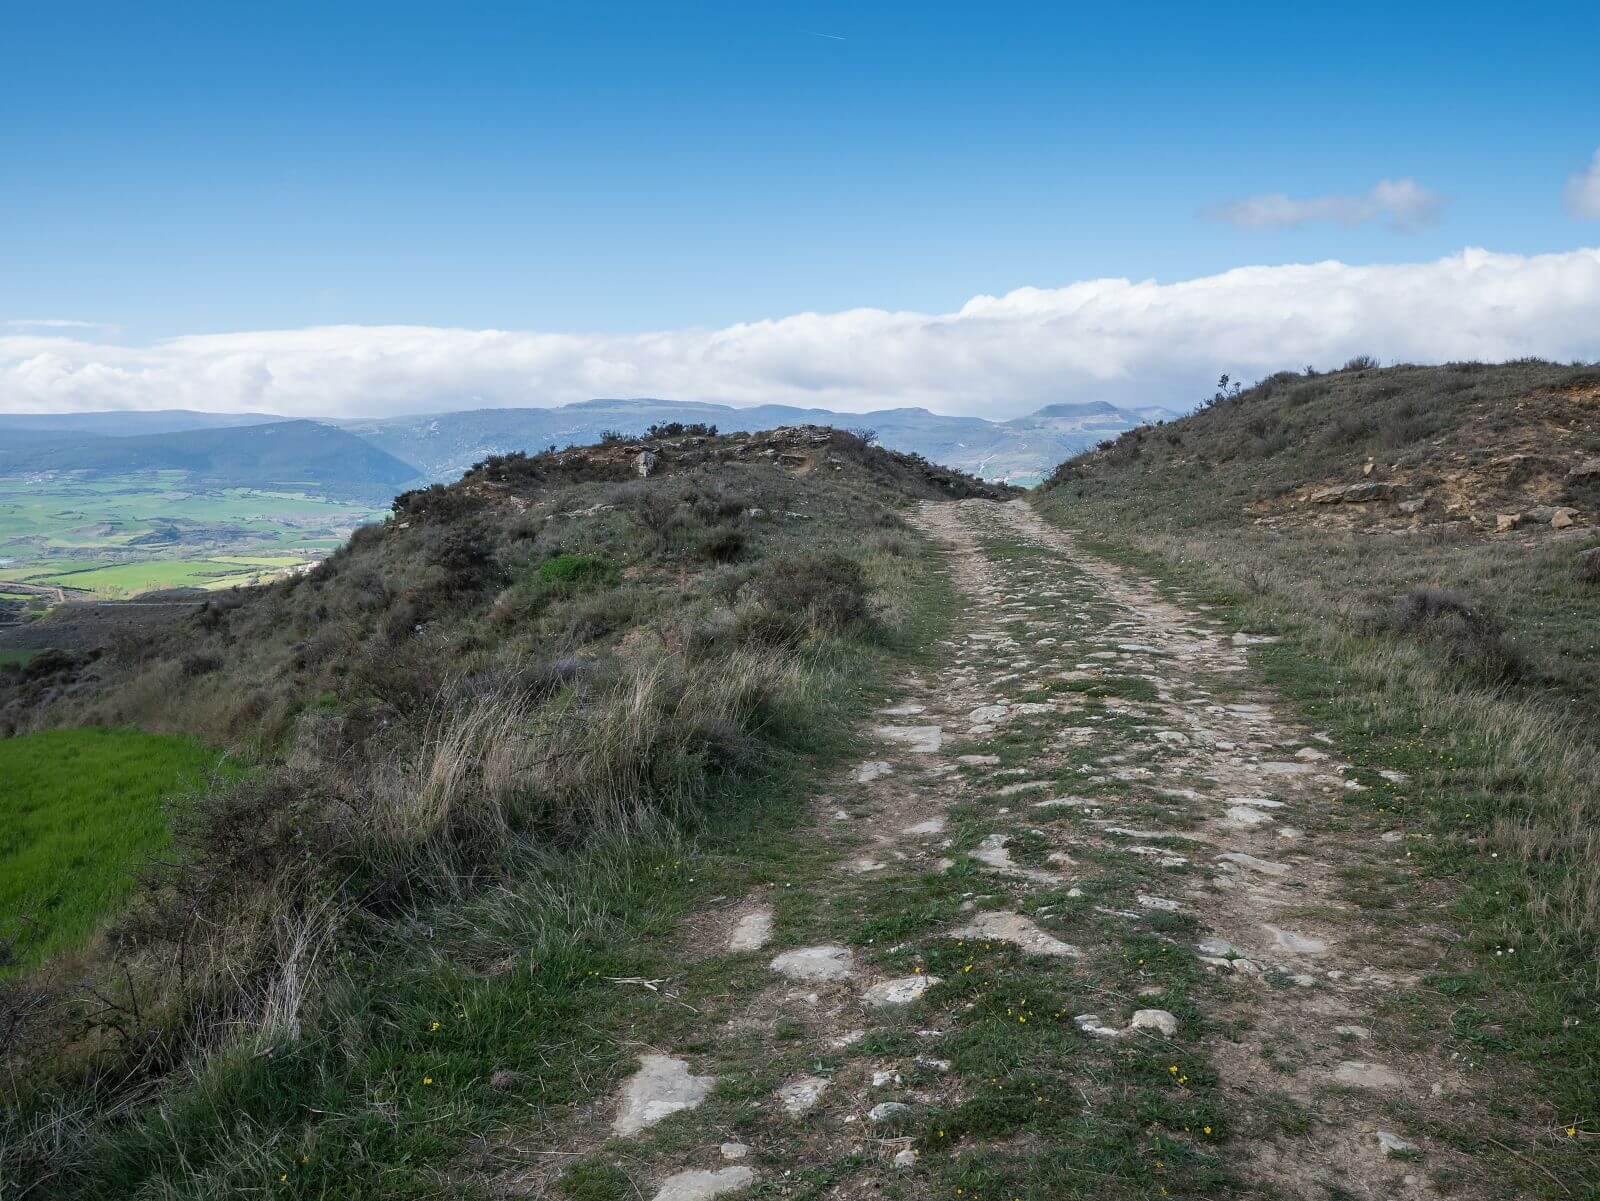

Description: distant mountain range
[0,409,285,437]
[336,398,1177,486]
[0,397,1179,494]
[0,419,420,502]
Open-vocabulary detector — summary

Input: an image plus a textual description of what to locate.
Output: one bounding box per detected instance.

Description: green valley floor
[474,499,1574,1201]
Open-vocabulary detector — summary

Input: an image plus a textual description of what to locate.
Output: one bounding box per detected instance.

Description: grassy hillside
[0,425,1005,1198]
[1041,358,1600,710]
[1033,357,1600,1141]
[0,728,224,970]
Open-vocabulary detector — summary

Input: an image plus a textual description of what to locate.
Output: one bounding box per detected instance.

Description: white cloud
[2,247,1598,421]
[1566,149,1600,219]
[4,318,120,332]
[1209,178,1445,232]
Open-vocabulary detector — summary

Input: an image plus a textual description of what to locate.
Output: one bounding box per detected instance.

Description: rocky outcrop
[1309,481,1408,505]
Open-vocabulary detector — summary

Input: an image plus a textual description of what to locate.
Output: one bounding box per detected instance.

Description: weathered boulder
[1397,497,1427,515]
[635,450,659,477]
[1552,507,1579,529]
[1495,513,1521,533]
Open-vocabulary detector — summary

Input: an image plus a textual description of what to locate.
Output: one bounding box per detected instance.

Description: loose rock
[1375,1131,1420,1157]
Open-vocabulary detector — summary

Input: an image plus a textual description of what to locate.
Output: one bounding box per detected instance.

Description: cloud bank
[1567,149,1600,219]
[3,247,1598,421]
[1208,178,1445,231]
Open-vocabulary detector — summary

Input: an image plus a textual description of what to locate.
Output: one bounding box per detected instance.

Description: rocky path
[512,499,1508,1201]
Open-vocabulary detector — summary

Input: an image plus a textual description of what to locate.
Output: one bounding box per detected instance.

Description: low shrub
[696,526,746,563]
[1371,586,1530,686]
[747,552,870,642]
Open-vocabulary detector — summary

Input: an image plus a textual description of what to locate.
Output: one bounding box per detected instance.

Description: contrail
[803,30,846,41]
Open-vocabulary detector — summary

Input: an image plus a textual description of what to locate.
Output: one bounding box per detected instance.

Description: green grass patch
[537,551,618,589]
[0,728,224,967]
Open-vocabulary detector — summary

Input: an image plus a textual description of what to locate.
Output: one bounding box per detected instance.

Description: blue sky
[2,1,1598,417]
[4,0,1598,340]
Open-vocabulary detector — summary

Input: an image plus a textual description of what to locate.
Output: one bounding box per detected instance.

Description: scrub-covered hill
[0,425,1006,1197]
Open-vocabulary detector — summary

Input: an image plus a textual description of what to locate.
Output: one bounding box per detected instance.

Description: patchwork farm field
[0,728,225,969]
[0,471,386,598]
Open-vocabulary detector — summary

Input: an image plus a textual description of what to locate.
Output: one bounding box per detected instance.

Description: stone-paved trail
[540,499,1507,1201]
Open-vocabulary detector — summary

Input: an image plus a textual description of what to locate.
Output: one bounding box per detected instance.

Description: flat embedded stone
[777,1075,829,1115]
[614,1055,714,1136]
[770,945,854,982]
[876,725,943,753]
[1263,924,1328,955]
[1333,1061,1404,1091]
[863,975,941,1006]
[950,910,1081,958]
[727,910,773,953]
[651,1167,756,1201]
[1216,851,1290,877]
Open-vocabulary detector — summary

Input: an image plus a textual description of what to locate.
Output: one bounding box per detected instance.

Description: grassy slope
[1033,360,1600,1161]
[1,427,998,1198]
[0,728,221,968]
